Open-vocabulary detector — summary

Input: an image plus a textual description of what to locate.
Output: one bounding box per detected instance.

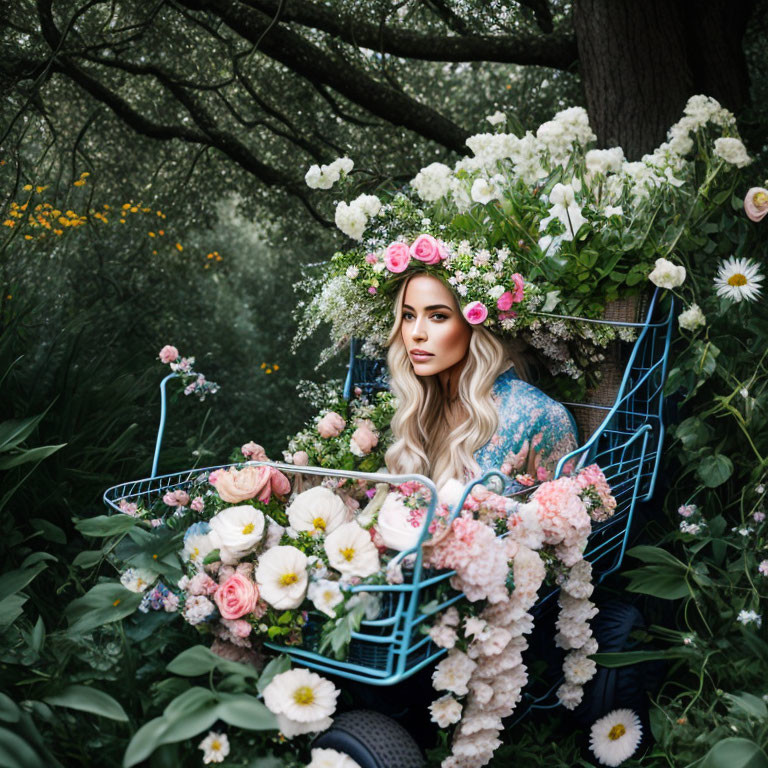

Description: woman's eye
[402,312,414,321]
[431,313,447,321]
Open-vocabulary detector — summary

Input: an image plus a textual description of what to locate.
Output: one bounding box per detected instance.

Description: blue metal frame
[104,288,675,689]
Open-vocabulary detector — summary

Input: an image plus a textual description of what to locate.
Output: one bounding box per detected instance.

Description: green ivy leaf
[697,454,733,487]
[43,684,128,722]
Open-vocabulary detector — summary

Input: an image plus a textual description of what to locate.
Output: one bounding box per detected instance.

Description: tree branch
[241,0,576,68]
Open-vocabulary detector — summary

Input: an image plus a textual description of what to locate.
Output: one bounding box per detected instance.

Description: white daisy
[324,522,380,577]
[208,505,265,563]
[198,731,230,764]
[714,256,764,302]
[263,668,339,739]
[589,708,642,767]
[307,579,344,617]
[307,748,363,768]
[287,486,348,535]
[255,545,308,609]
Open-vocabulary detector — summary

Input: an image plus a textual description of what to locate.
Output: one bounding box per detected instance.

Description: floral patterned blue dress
[474,366,579,487]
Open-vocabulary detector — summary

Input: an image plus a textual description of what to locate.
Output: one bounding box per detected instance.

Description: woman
[385,272,578,491]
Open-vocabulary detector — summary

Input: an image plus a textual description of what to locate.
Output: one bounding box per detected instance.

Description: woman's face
[400,274,472,377]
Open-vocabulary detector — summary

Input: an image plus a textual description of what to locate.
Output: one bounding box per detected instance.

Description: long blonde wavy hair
[384,273,524,489]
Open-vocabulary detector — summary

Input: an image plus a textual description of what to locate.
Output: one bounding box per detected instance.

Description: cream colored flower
[256,546,308,609]
[589,708,642,767]
[307,579,344,617]
[429,694,463,727]
[208,505,265,563]
[198,731,230,764]
[324,522,380,577]
[307,748,362,768]
[678,303,706,331]
[648,257,686,289]
[287,486,348,535]
[263,668,339,739]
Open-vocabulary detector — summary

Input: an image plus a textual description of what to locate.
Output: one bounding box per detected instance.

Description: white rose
[678,303,706,331]
[328,156,354,176]
[648,257,686,289]
[410,162,453,202]
[375,493,425,551]
[353,193,382,218]
[304,164,324,189]
[334,201,367,241]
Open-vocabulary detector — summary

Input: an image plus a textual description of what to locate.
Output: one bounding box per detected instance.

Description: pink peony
[497,292,515,311]
[163,489,190,507]
[214,573,259,620]
[744,187,768,222]
[317,411,346,438]
[190,497,205,513]
[384,242,411,273]
[241,441,268,461]
[158,345,179,364]
[350,422,378,455]
[365,252,378,264]
[293,450,309,466]
[409,233,443,265]
[463,301,488,325]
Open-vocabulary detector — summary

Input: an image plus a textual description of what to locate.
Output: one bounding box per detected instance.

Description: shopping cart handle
[151,373,178,479]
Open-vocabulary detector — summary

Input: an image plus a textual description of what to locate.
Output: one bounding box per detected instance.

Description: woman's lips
[410,350,434,362]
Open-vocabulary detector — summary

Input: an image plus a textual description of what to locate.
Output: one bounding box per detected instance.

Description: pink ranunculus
[511,272,525,303]
[241,441,268,461]
[293,450,309,466]
[365,252,378,264]
[745,187,768,222]
[497,291,514,311]
[368,286,377,295]
[190,497,205,513]
[214,573,259,620]
[351,421,378,455]
[317,411,346,438]
[384,242,411,273]
[162,489,190,507]
[409,233,443,265]
[258,467,291,504]
[463,301,488,325]
[158,345,179,364]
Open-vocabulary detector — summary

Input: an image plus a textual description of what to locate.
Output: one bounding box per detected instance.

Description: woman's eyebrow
[402,303,453,311]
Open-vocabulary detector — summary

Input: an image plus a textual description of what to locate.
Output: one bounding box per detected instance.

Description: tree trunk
[573,0,755,159]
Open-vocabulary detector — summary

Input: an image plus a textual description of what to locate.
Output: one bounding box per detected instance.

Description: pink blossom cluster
[575,463,617,522]
[383,233,448,273]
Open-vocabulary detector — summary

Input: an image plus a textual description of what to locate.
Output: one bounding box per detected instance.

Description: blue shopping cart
[103,288,675,766]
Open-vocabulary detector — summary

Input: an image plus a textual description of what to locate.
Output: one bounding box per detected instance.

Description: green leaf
[0,404,54,452]
[0,595,28,629]
[725,692,768,720]
[0,726,43,768]
[627,545,687,568]
[674,417,710,450]
[72,550,104,569]
[215,694,276,730]
[123,716,168,767]
[0,562,48,603]
[592,649,689,667]
[29,518,66,545]
[167,645,258,679]
[257,655,291,694]
[623,568,690,600]
[0,443,66,470]
[700,738,768,768]
[65,583,143,635]
[43,684,128,722]
[75,514,138,537]
[0,694,20,724]
[697,454,733,487]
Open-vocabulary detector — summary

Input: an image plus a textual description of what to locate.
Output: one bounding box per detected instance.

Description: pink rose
[745,187,768,222]
[511,273,525,303]
[499,310,517,321]
[162,489,190,507]
[368,286,377,295]
[118,499,138,516]
[351,422,378,455]
[293,450,309,466]
[215,465,270,503]
[214,573,259,620]
[241,441,268,461]
[463,301,488,325]
[259,467,291,503]
[159,345,179,364]
[317,411,346,438]
[208,470,221,485]
[190,497,205,513]
[384,242,411,273]
[409,234,443,265]
[365,253,378,264]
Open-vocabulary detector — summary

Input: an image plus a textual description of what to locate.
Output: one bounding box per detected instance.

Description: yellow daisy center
[192,546,199,559]
[242,522,255,534]
[728,273,748,287]
[323,590,335,601]
[608,723,627,741]
[313,517,326,531]
[280,572,298,586]
[340,546,356,562]
[293,686,315,706]
[211,740,221,751]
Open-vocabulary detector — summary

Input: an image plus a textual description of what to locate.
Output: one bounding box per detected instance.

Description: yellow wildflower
[130,206,138,213]
[24,235,33,240]
[260,363,266,369]
[53,229,63,236]
[175,243,183,252]
[274,364,280,371]
[80,172,90,178]
[148,232,155,237]
[23,184,32,191]
[73,179,86,187]
[2,220,15,227]
[36,186,48,193]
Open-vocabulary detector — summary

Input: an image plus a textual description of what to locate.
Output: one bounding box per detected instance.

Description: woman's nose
[410,316,427,341]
